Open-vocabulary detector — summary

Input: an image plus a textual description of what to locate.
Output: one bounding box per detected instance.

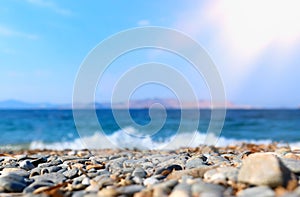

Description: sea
[1,109,300,150]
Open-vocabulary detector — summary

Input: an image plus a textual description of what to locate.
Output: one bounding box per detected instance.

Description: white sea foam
[29,126,300,150]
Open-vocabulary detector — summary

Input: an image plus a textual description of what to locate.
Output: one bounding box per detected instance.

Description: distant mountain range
[0,100,57,109]
[0,99,252,109]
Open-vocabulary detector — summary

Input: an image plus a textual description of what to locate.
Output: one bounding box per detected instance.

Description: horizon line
[0,99,299,110]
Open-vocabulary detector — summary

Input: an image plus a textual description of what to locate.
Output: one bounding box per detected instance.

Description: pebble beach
[1,144,300,197]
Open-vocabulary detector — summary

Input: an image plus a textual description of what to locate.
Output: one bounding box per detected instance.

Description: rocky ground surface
[1,144,300,197]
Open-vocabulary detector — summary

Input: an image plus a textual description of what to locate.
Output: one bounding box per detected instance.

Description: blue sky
[1,0,300,107]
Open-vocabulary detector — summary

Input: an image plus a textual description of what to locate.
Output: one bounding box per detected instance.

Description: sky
[1,0,300,108]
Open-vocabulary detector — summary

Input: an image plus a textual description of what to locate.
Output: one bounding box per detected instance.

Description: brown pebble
[86,164,105,170]
[286,179,298,191]
[275,186,288,196]
[110,174,121,182]
[118,178,132,186]
[134,189,153,197]
[33,186,51,194]
[98,188,118,197]
[161,170,171,176]
[284,153,300,160]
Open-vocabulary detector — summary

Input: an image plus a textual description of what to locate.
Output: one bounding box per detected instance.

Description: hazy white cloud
[176,0,300,61]
[137,20,150,26]
[174,0,300,92]
[208,0,300,60]
[0,25,38,40]
[26,0,72,16]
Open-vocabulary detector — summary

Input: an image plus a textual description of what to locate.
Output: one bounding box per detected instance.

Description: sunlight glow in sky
[0,0,299,107]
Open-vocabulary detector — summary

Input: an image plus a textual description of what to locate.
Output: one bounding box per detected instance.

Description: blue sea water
[0,109,300,150]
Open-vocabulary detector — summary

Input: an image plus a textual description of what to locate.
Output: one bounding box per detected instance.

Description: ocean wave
[28,126,300,150]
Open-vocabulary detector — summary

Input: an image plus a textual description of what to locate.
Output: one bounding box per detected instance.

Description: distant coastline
[0,99,297,110]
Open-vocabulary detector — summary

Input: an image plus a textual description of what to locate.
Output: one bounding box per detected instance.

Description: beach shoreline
[0,144,300,196]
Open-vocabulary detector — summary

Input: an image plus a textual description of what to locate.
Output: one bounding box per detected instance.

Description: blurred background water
[0,109,299,150]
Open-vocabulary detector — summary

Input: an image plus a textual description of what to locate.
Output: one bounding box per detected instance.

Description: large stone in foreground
[0,173,28,192]
[238,153,295,187]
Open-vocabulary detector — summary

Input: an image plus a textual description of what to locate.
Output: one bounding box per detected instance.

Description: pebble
[153,186,170,197]
[185,158,205,169]
[143,177,160,186]
[30,168,41,177]
[206,155,229,165]
[167,166,217,179]
[41,166,62,174]
[85,182,100,192]
[238,153,295,187]
[31,157,48,167]
[63,168,79,179]
[123,159,138,168]
[19,160,35,171]
[0,144,299,196]
[280,158,300,174]
[284,153,300,160]
[116,185,144,195]
[38,159,62,168]
[153,179,178,189]
[98,187,118,197]
[2,167,26,173]
[204,166,238,184]
[237,186,275,197]
[0,173,28,192]
[132,167,147,178]
[23,181,54,193]
[281,193,300,197]
[141,162,154,169]
[82,177,90,185]
[294,186,300,194]
[198,193,222,197]
[191,180,225,196]
[122,167,134,174]
[94,176,114,187]
[31,172,66,184]
[134,189,153,197]
[2,168,30,178]
[72,175,84,185]
[72,183,87,191]
[169,183,191,197]
[132,176,143,184]
[155,164,182,175]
